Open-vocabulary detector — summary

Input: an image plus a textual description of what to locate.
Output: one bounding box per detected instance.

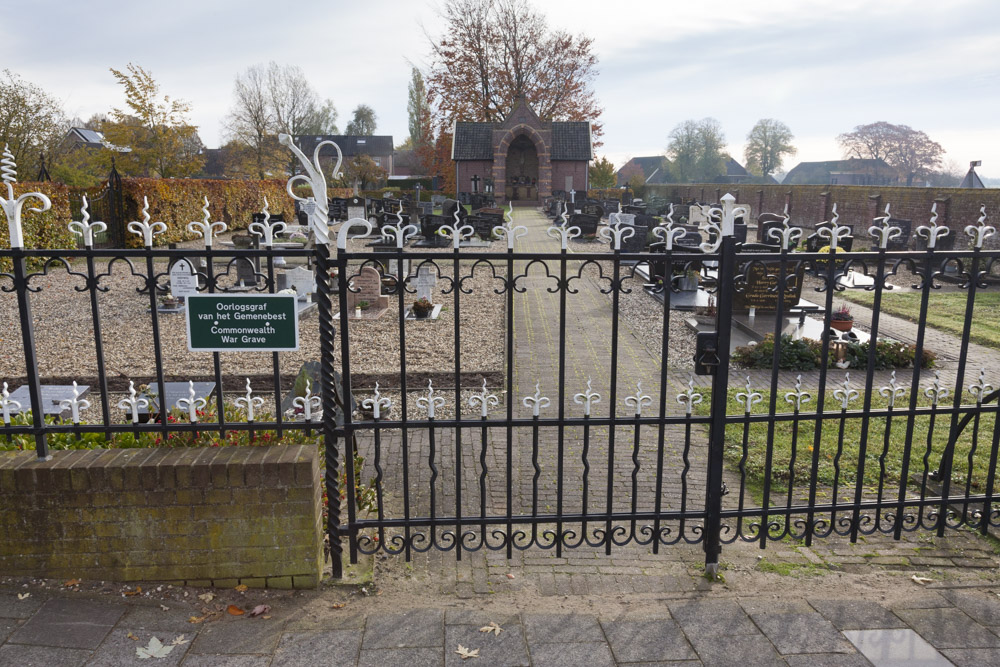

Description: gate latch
[695,331,720,376]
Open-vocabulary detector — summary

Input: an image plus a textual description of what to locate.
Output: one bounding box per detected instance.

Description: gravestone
[732,247,805,312]
[346,266,389,317]
[7,384,91,419]
[417,202,434,216]
[169,259,199,300]
[232,234,259,288]
[882,218,912,250]
[286,266,315,300]
[619,224,649,258]
[431,194,446,208]
[615,213,636,226]
[413,266,437,303]
[347,196,366,221]
[571,213,600,236]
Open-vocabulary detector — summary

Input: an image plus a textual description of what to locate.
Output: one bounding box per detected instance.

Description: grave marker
[413,266,437,303]
[169,259,199,299]
[346,266,389,317]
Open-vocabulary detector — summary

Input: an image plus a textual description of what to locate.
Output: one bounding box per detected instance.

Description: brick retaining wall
[0,445,323,589]
[646,184,1000,248]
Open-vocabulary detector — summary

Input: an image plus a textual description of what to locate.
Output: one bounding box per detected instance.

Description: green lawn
[717,388,997,498]
[839,290,1000,351]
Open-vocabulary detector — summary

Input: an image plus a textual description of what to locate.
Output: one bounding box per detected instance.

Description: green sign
[186,295,299,352]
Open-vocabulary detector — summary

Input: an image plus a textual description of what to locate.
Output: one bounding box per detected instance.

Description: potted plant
[412,297,433,319]
[831,305,854,332]
[159,291,179,309]
[357,300,371,311]
[679,269,700,292]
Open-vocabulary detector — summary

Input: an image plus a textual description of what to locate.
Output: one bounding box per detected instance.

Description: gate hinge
[695,331,720,376]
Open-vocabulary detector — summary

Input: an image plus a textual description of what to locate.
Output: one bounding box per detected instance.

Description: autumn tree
[426,0,602,139]
[837,121,943,186]
[342,154,386,191]
[345,105,378,136]
[407,67,431,151]
[667,118,726,183]
[744,118,795,178]
[101,63,203,178]
[0,69,67,181]
[225,62,338,178]
[589,156,616,189]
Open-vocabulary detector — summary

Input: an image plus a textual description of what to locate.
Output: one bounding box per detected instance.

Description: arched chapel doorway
[505,135,539,201]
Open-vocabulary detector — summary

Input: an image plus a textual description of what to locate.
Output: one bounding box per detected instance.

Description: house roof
[294,135,394,157]
[550,122,592,160]
[68,127,105,148]
[959,166,985,189]
[784,158,892,185]
[453,122,495,160]
[725,157,749,177]
[616,156,672,185]
[452,120,592,161]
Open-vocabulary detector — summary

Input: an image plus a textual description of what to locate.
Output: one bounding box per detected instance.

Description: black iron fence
[3,139,1000,577]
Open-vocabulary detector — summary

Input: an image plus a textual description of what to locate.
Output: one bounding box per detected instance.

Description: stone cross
[569,189,576,203]
[413,266,437,303]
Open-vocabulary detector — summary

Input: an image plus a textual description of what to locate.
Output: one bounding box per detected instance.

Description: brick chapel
[451,97,593,203]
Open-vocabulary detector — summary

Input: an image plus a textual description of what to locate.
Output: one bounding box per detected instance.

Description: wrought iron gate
[2,138,999,581]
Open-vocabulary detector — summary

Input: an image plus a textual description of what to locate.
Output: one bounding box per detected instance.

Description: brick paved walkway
[4,583,1000,665]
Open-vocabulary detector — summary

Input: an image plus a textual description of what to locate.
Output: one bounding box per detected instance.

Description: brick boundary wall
[646,184,1000,249]
[0,445,323,589]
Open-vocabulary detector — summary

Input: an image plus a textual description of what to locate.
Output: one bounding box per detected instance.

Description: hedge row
[120,178,296,247]
[0,182,75,269]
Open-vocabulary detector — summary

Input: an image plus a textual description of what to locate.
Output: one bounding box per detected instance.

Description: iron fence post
[12,251,49,461]
[704,194,738,575]
[316,242,343,578]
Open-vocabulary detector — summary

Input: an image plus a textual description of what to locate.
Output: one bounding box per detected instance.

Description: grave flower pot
[831,319,853,332]
[414,308,431,319]
[412,298,433,319]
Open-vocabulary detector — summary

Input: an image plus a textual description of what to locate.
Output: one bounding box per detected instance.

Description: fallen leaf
[234,584,248,592]
[64,579,80,587]
[912,575,934,585]
[188,615,208,624]
[159,605,170,612]
[455,645,480,659]
[16,593,29,600]
[127,632,140,641]
[197,593,215,603]
[332,603,346,609]
[136,636,174,659]
[479,621,502,636]
[248,604,271,618]
[171,635,189,646]
[124,586,142,597]
[505,573,515,580]
[227,605,245,616]
[262,615,271,620]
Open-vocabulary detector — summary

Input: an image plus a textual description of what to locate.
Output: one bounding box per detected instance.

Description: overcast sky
[8,0,1000,179]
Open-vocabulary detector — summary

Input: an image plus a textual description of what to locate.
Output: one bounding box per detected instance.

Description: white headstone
[569,189,576,203]
[413,267,437,303]
[617,213,636,226]
[169,260,198,299]
[347,205,365,221]
[302,198,317,220]
[287,267,316,300]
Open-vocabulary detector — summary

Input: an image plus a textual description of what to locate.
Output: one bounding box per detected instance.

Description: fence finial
[1,143,51,249]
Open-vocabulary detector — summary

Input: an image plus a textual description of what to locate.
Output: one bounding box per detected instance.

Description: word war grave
[276,266,319,318]
[136,381,217,421]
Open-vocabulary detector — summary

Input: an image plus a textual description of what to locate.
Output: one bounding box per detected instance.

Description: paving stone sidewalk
[3,583,1000,665]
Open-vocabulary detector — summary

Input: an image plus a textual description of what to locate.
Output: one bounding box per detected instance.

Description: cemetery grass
[838,290,1000,351]
[709,388,997,501]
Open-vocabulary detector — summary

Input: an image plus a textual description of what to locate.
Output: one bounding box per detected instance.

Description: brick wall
[646,184,1000,248]
[0,445,324,589]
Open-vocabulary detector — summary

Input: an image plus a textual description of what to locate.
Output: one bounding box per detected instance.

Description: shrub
[0,181,75,268]
[733,334,936,370]
[119,178,295,247]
